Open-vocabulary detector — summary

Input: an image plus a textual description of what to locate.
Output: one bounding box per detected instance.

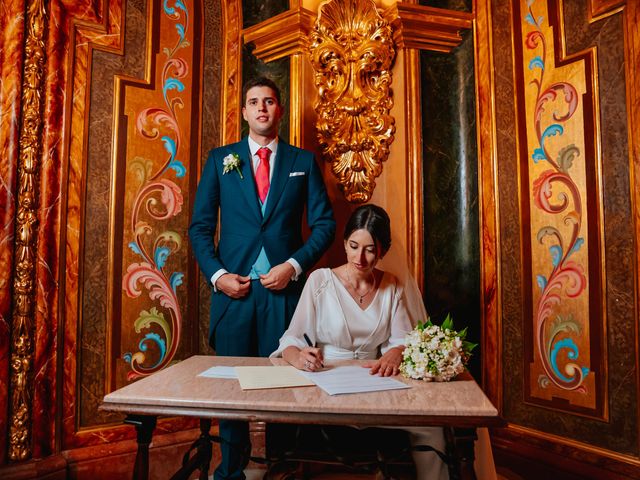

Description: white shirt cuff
[211,269,228,292]
[287,258,302,281]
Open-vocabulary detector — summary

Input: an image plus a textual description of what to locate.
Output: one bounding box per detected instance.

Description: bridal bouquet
[400,314,476,382]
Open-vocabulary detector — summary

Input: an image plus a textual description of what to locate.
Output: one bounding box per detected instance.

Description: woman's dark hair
[343,204,391,255]
[242,76,281,105]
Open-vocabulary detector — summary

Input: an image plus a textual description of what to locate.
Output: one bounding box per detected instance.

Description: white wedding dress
[271,268,450,480]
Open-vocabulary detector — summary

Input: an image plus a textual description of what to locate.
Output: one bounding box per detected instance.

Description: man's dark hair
[343,204,392,256]
[242,76,282,105]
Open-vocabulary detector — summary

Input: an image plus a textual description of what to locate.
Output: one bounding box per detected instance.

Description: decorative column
[9,0,48,462]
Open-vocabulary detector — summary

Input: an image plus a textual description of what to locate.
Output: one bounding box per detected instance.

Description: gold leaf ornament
[309,0,396,203]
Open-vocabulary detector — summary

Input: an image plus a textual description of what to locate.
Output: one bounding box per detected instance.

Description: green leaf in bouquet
[441,313,454,332]
[463,340,478,353]
[458,326,468,339]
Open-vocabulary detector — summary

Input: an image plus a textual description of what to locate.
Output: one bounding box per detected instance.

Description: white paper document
[301,366,410,395]
[197,366,238,379]
[235,366,315,390]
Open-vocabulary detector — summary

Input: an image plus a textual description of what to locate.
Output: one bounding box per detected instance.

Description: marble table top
[101,356,502,427]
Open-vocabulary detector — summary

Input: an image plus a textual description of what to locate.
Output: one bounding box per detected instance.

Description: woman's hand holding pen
[281,344,324,371]
[299,346,324,371]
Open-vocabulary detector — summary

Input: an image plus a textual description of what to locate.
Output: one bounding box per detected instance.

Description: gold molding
[309,0,396,203]
[384,2,473,52]
[242,7,315,63]
[499,424,640,470]
[588,0,624,22]
[474,0,502,409]
[221,0,242,146]
[9,0,47,462]
[402,48,423,291]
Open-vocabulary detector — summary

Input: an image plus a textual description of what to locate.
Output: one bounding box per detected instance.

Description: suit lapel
[263,139,295,224]
[235,138,262,222]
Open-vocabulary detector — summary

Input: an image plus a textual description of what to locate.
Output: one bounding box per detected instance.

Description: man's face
[242,86,283,139]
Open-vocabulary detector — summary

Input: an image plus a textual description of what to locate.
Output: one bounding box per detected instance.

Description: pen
[303,333,314,347]
[303,333,323,367]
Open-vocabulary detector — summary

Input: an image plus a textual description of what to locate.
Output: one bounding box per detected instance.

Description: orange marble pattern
[0,0,26,464]
[221,0,242,145]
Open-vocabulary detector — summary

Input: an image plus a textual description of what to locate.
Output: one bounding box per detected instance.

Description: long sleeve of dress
[379,284,413,354]
[269,270,323,357]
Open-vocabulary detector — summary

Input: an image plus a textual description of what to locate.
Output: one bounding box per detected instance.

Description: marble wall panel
[53,0,127,450]
[0,0,25,465]
[198,0,223,355]
[420,31,481,380]
[79,0,146,429]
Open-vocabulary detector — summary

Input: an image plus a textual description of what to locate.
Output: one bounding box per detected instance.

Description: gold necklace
[345,265,375,304]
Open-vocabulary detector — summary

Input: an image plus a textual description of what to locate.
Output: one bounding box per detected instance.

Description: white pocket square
[289,171,305,177]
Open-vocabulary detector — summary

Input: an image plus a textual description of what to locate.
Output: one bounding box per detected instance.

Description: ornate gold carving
[243,8,315,63]
[221,0,242,145]
[309,0,395,203]
[9,0,47,462]
[384,3,472,52]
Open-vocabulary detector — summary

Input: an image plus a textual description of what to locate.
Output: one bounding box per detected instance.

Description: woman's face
[344,228,378,273]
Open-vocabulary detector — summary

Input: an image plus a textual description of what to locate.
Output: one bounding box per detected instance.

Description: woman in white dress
[270,204,449,480]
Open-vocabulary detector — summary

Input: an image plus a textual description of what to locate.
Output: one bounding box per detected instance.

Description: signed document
[302,366,411,395]
[235,366,315,390]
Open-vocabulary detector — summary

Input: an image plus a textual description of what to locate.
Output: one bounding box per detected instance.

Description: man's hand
[259,262,295,290]
[215,273,251,298]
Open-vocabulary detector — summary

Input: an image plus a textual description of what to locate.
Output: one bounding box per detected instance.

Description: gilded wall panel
[514,0,605,416]
[497,0,638,457]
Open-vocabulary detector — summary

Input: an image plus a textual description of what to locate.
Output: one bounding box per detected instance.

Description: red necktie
[255,147,271,203]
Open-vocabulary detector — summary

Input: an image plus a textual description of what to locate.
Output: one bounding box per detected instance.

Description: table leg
[169,418,214,480]
[197,419,213,480]
[446,427,478,480]
[124,415,157,480]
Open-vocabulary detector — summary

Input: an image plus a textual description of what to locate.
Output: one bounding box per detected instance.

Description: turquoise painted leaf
[532,147,546,162]
[581,366,590,376]
[175,0,187,12]
[170,272,184,292]
[163,0,176,15]
[549,245,562,267]
[154,246,171,269]
[525,13,536,25]
[537,16,544,25]
[550,338,579,382]
[161,136,177,160]
[541,124,564,143]
[176,23,185,41]
[128,241,143,256]
[528,56,544,71]
[163,77,185,97]
[536,275,547,290]
[167,159,186,178]
[123,352,132,362]
[569,237,584,257]
[138,333,166,368]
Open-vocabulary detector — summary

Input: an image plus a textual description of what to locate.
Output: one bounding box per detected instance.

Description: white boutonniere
[222,153,243,179]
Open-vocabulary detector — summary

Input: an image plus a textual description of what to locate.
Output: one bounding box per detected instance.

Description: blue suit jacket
[189,137,336,345]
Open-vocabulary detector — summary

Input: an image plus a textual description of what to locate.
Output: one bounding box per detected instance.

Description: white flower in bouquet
[400,314,476,382]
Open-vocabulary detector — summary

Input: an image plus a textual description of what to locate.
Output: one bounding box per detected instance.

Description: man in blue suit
[189,76,335,479]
